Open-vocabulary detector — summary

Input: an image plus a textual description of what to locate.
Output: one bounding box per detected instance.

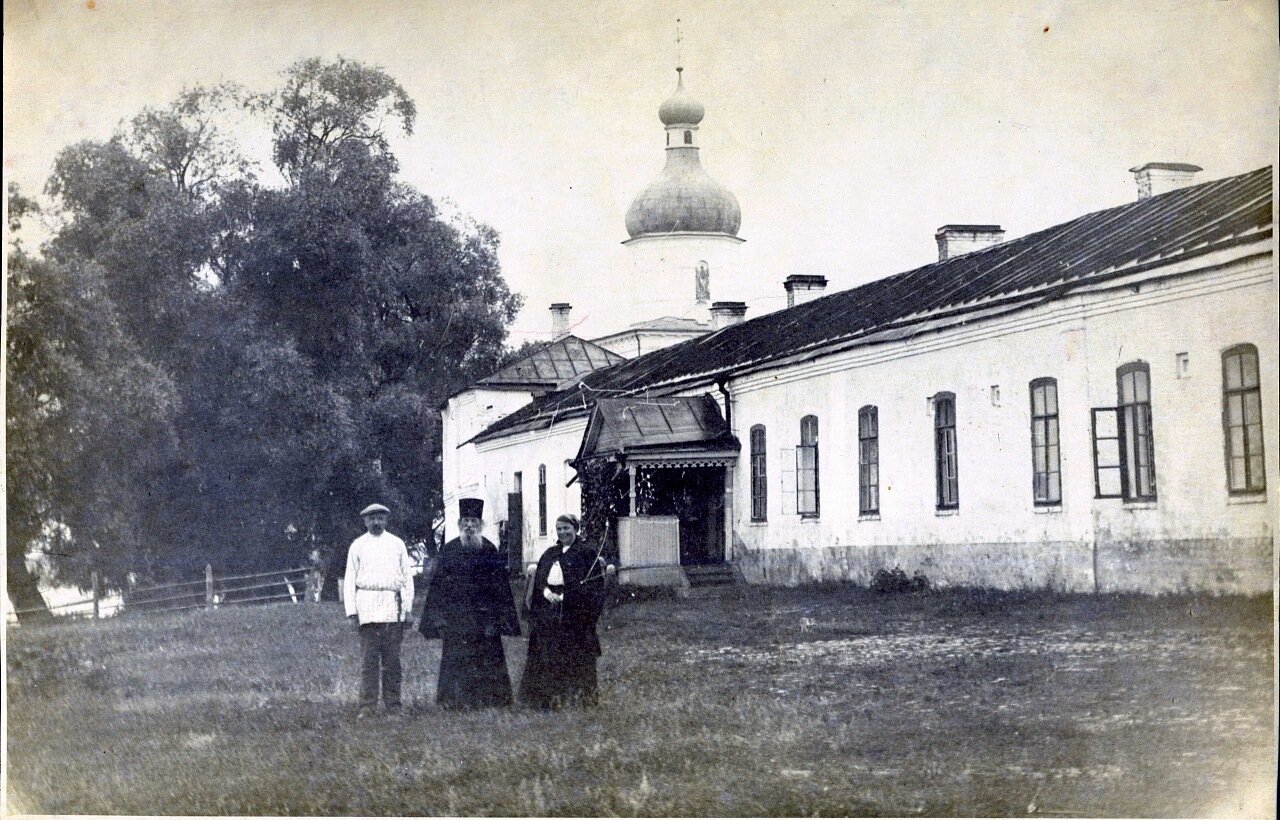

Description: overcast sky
[5,0,1277,341]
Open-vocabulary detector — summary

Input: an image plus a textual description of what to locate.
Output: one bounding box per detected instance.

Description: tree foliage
[6,59,524,610]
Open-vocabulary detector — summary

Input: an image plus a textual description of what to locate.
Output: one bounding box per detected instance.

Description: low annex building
[443,162,1275,595]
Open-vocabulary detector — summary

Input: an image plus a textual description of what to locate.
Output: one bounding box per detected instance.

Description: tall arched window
[934,393,959,509]
[1223,344,1265,494]
[858,406,879,515]
[750,425,767,522]
[1117,362,1156,500]
[684,130,693,145]
[1029,378,1061,505]
[537,464,547,536]
[798,415,820,517]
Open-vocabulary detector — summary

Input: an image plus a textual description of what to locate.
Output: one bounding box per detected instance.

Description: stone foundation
[736,537,1273,595]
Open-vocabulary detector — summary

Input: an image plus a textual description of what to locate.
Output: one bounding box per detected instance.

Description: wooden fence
[8,564,320,622]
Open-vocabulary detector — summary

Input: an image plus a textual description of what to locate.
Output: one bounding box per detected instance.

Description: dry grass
[5,586,1274,816]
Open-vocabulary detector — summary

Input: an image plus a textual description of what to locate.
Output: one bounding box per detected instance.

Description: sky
[4,0,1277,342]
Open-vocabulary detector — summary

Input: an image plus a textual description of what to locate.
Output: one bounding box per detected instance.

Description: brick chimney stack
[710,301,748,330]
[935,225,1005,262]
[549,303,572,338]
[1130,162,1202,200]
[784,275,828,308]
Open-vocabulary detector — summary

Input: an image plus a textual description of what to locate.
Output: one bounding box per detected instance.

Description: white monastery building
[441,70,1276,595]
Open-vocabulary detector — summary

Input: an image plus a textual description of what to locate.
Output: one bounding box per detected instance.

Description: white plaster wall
[621,233,744,323]
[467,420,588,562]
[727,251,1275,592]
[440,387,536,537]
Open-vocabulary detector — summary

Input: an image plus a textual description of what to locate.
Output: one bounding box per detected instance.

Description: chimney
[549,303,572,338]
[784,274,828,308]
[710,301,748,330]
[1130,162,1203,200]
[935,225,1005,262]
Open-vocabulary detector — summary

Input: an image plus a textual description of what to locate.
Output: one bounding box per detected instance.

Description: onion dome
[658,68,705,126]
[624,69,741,240]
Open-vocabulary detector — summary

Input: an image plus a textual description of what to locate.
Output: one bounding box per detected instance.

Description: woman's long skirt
[519,627,598,709]
[436,636,513,709]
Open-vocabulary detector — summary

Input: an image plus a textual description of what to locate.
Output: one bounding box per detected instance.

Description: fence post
[205,564,214,609]
[91,571,100,620]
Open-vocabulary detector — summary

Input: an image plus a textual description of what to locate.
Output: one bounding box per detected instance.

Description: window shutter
[780,447,796,515]
[1091,407,1126,498]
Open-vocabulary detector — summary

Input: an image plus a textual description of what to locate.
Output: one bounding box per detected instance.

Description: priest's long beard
[460,533,482,548]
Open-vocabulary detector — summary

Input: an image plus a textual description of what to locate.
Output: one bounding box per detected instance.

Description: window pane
[1248,460,1265,490]
[1047,418,1059,446]
[1230,458,1247,490]
[1047,445,1060,471]
[1120,372,1135,403]
[1032,387,1045,417]
[1047,473,1061,502]
[1098,467,1123,496]
[1044,384,1058,416]
[1228,394,1244,426]
[1225,353,1243,390]
[1230,426,1246,457]
[1246,424,1264,455]
[1033,421,1046,447]
[1240,350,1259,388]
[1243,392,1262,424]
[1033,446,1047,473]
[1135,371,1150,402]
[1095,410,1118,438]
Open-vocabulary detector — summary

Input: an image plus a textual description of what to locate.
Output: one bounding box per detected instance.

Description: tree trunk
[6,550,51,623]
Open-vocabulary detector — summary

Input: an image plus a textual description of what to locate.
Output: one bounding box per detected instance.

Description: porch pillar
[628,465,637,516]
[723,464,734,562]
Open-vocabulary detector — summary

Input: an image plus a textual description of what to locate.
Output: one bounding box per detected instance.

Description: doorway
[638,466,725,565]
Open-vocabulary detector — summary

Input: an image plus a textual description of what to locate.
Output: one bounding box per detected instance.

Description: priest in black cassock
[418,498,521,709]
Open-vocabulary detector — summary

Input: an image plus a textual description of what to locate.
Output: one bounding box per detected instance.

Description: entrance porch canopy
[572,394,740,467]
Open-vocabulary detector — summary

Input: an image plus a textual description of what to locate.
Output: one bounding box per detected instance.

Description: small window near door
[538,464,547,535]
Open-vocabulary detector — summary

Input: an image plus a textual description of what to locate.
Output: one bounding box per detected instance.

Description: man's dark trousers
[359,622,404,709]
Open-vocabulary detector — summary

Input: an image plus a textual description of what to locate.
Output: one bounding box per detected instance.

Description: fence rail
[9,564,323,622]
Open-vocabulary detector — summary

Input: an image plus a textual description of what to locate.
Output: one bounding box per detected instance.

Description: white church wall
[468,420,588,563]
[440,387,537,538]
[621,233,745,323]
[727,251,1275,593]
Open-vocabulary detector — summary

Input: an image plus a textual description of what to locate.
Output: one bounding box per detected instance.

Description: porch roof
[574,394,739,463]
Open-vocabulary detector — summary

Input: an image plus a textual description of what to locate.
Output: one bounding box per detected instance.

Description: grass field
[5,585,1275,816]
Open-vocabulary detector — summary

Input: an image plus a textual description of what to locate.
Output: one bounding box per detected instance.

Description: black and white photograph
[3,0,1276,815]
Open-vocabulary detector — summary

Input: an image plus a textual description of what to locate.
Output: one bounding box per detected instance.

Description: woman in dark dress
[519,514,612,709]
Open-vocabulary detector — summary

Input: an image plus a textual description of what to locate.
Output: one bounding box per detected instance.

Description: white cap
[360,503,390,516]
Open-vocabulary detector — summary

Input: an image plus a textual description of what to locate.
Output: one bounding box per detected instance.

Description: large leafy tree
[8,59,523,596]
[6,189,179,615]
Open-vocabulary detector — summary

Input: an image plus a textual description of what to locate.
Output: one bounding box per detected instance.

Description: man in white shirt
[343,503,415,716]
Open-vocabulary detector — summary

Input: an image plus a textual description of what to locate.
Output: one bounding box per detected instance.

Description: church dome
[658,69,705,126]
[625,152,741,237]
[625,69,741,240]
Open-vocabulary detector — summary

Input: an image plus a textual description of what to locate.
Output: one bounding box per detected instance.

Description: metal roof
[574,394,738,462]
[472,166,1273,445]
[476,335,627,389]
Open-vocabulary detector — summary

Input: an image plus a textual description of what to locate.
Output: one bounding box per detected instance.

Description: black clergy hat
[459,498,484,519]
